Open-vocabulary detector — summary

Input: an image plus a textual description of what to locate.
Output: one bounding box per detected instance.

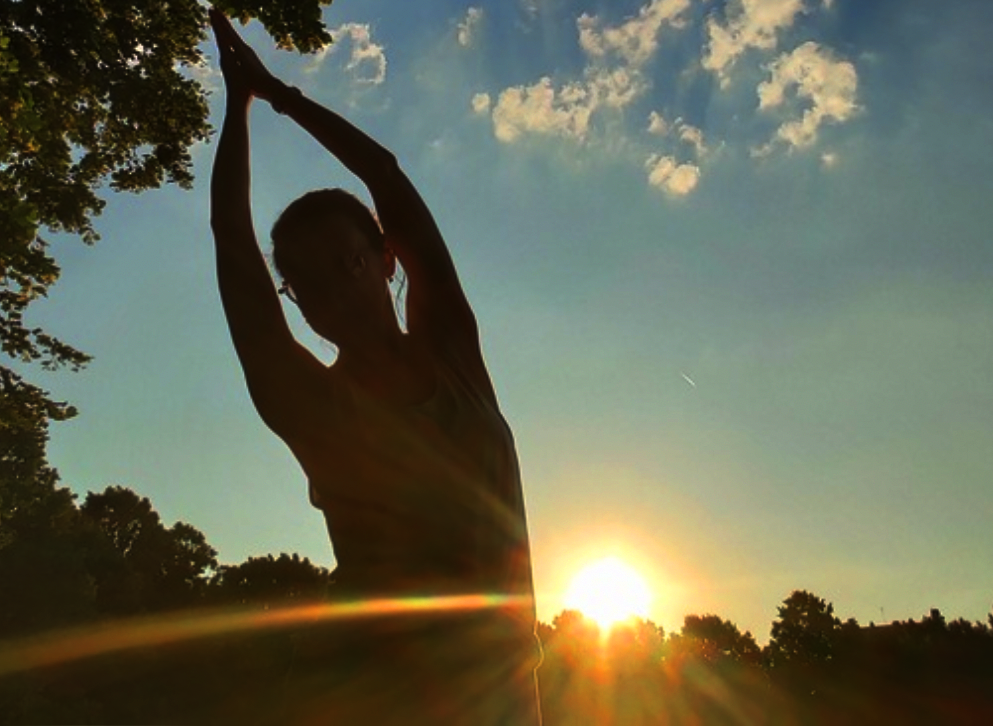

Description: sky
[26,0,993,639]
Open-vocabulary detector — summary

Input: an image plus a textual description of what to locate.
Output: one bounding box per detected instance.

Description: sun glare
[564,557,651,630]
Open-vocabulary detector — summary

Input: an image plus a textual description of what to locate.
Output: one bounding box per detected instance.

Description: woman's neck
[335,329,435,405]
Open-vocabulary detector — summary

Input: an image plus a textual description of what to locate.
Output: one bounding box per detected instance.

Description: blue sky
[28,0,993,638]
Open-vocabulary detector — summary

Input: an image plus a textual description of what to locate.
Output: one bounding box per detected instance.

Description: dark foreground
[2,596,993,725]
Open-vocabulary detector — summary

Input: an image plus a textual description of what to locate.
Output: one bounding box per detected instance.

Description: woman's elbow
[369,148,403,185]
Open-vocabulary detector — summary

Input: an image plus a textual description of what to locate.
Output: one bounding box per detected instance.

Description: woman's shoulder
[419,333,499,410]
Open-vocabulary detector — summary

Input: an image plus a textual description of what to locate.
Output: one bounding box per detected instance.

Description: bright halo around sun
[564,557,651,630]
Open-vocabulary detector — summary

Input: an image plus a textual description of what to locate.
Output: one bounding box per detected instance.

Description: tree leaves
[215,0,334,53]
[0,0,333,530]
[211,553,332,608]
[0,369,77,542]
[767,589,842,668]
[81,486,219,612]
[671,613,761,665]
[0,0,334,360]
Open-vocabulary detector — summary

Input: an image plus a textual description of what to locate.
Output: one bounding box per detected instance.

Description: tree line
[2,476,992,724]
[539,595,993,725]
[0,477,333,723]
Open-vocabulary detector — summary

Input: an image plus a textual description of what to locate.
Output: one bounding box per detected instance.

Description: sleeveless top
[300,347,536,626]
[285,349,542,725]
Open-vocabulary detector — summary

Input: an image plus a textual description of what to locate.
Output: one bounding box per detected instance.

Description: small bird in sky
[680,372,696,388]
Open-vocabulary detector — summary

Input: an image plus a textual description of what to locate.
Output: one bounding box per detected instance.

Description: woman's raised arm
[273,87,480,345]
[210,11,486,371]
[210,10,328,435]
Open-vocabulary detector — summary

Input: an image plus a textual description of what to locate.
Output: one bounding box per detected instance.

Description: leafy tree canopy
[0,0,333,532]
[211,552,332,608]
[81,485,218,612]
[670,613,761,666]
[766,589,842,668]
[1,1,331,412]
[0,369,75,533]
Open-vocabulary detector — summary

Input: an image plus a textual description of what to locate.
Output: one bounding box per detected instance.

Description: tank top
[289,348,543,725]
[304,348,536,616]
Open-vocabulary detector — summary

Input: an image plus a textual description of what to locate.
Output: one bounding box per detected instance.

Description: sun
[563,557,651,630]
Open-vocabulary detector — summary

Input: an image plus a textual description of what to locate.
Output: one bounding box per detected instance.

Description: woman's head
[270,189,396,337]
[272,188,386,273]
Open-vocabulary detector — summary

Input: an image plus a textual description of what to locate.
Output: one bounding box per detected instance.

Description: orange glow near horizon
[563,557,652,630]
[0,593,528,679]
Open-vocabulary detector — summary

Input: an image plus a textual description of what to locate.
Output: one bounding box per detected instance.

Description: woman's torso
[272,341,543,725]
[281,340,535,604]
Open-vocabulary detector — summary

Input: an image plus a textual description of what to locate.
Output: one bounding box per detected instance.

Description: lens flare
[0,593,528,678]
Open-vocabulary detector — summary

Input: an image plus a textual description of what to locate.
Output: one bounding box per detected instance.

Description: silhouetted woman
[209,10,540,725]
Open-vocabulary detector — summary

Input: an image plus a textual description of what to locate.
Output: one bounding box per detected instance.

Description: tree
[535,611,669,726]
[0,491,95,637]
[766,590,842,670]
[0,0,334,532]
[1,0,333,367]
[210,553,332,609]
[668,614,761,667]
[81,485,217,612]
[0,369,77,538]
[0,369,94,636]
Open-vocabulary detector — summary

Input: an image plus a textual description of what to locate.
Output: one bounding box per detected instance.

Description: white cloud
[476,0,709,196]
[305,23,387,85]
[678,121,707,156]
[703,0,806,85]
[471,92,492,115]
[489,67,650,143]
[647,111,708,154]
[590,67,647,109]
[491,77,593,143]
[471,0,858,194]
[644,112,707,195]
[577,0,691,67]
[457,7,484,48]
[484,1,687,145]
[757,41,859,149]
[645,154,701,196]
[647,111,669,135]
